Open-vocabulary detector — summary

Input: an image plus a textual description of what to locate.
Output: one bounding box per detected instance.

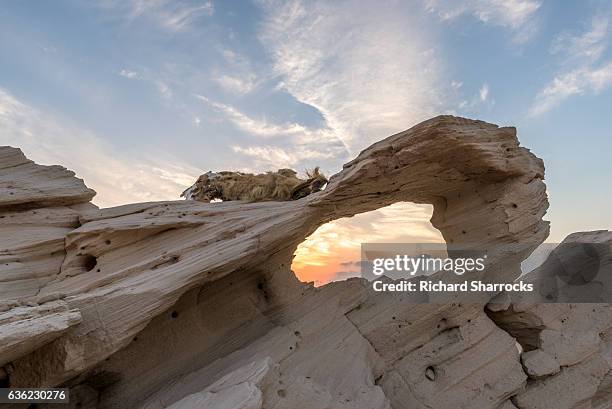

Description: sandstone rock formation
[0,116,609,409]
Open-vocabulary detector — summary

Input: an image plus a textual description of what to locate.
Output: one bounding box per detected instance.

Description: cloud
[426,0,541,43]
[257,0,444,156]
[0,87,201,208]
[530,17,612,116]
[214,74,257,95]
[155,80,173,99]
[99,0,213,31]
[456,83,494,112]
[125,0,214,31]
[551,17,609,64]
[339,260,362,268]
[195,94,346,169]
[479,83,489,101]
[426,0,541,28]
[119,69,142,79]
[231,145,336,170]
[212,49,260,95]
[451,80,464,90]
[195,94,329,139]
[530,62,612,116]
[118,67,176,101]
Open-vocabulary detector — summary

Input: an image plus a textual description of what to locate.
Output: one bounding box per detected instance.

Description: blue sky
[1,0,611,247]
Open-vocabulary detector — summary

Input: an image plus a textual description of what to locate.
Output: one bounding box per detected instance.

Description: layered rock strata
[0,116,608,409]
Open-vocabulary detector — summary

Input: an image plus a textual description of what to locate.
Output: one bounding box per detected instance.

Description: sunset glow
[292,202,445,285]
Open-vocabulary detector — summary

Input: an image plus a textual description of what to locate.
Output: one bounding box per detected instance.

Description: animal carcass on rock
[181,168,328,203]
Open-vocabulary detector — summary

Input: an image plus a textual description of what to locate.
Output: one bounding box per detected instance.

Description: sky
[1,0,611,285]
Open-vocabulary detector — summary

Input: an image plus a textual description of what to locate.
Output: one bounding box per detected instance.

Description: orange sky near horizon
[291,202,445,286]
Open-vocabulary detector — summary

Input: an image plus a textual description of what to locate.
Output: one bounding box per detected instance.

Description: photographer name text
[372,280,533,292]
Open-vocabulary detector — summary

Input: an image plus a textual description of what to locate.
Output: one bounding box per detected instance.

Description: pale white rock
[0,301,81,366]
[539,329,602,367]
[0,146,95,209]
[167,383,262,409]
[489,232,612,408]
[166,359,274,409]
[521,349,560,379]
[0,204,98,300]
[0,146,96,302]
[376,312,526,409]
[513,353,609,409]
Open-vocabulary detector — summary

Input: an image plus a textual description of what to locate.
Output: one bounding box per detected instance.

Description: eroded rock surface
[488,231,612,409]
[0,116,609,409]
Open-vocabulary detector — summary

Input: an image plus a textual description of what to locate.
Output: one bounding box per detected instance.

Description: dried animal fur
[181,167,328,203]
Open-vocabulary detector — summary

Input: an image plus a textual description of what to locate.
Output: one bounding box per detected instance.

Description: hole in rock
[82,255,97,272]
[425,366,436,381]
[292,202,444,286]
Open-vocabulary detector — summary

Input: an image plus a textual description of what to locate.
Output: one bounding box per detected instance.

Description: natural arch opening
[292,202,445,286]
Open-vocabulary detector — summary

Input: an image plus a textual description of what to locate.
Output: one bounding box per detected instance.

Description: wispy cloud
[101,0,214,31]
[128,0,213,31]
[451,80,464,90]
[0,87,201,207]
[231,145,335,169]
[457,82,494,111]
[119,69,142,79]
[195,94,329,139]
[213,49,260,95]
[258,0,445,155]
[551,17,609,64]
[479,83,490,101]
[196,94,345,168]
[425,0,542,43]
[530,62,612,116]
[117,67,175,101]
[213,74,257,95]
[530,17,612,116]
[155,80,173,99]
